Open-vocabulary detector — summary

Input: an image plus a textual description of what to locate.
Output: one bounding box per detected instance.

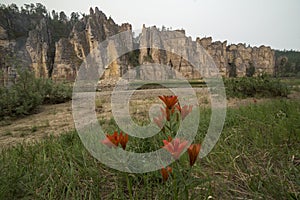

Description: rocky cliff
[199,37,275,77]
[0,5,276,84]
[137,26,274,79]
[52,8,133,82]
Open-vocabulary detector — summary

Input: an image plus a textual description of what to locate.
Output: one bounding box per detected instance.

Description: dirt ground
[1,88,299,150]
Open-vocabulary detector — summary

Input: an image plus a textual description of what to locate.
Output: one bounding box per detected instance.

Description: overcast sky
[2,0,300,50]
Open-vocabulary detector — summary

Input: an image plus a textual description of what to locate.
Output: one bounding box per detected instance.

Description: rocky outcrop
[199,39,227,76]
[0,25,9,54]
[0,26,8,40]
[25,18,51,77]
[0,5,276,83]
[52,7,134,81]
[140,26,275,79]
[139,26,201,79]
[0,28,31,77]
[138,26,275,78]
[0,5,49,78]
[51,38,80,80]
[225,43,275,77]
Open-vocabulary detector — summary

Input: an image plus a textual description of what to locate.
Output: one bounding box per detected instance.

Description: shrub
[42,79,72,104]
[224,75,290,98]
[0,69,72,118]
[0,69,44,117]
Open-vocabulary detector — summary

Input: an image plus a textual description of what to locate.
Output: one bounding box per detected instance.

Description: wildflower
[153,114,165,129]
[188,144,201,166]
[159,95,178,109]
[119,132,129,150]
[166,135,172,142]
[163,138,189,159]
[101,131,128,149]
[160,106,175,121]
[101,131,120,148]
[161,166,172,182]
[176,103,193,120]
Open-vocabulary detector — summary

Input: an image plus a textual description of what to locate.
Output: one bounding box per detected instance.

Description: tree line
[0,3,82,40]
[275,50,300,77]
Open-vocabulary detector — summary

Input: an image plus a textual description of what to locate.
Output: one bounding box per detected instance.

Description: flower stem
[176,160,189,199]
[125,173,133,200]
[173,170,178,200]
[169,112,173,135]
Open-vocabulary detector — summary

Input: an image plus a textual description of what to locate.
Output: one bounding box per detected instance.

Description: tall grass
[0,99,299,199]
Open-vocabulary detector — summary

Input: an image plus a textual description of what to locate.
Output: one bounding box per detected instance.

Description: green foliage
[275,50,300,77]
[0,3,80,40]
[48,14,72,42]
[0,69,44,117]
[126,49,140,67]
[0,3,47,39]
[224,75,290,98]
[0,100,299,199]
[0,69,71,118]
[204,99,300,199]
[42,79,72,104]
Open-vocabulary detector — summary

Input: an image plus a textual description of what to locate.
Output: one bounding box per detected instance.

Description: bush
[0,69,44,117]
[0,69,72,118]
[224,75,290,98]
[42,79,72,104]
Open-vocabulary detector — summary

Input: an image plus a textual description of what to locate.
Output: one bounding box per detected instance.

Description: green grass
[128,79,207,90]
[280,77,300,86]
[201,99,300,199]
[281,78,300,92]
[0,99,299,199]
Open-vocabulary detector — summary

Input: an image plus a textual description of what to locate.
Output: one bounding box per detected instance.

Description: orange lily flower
[176,103,193,120]
[119,132,129,150]
[188,144,201,166]
[101,131,120,148]
[159,95,178,109]
[160,106,175,121]
[163,138,189,159]
[161,166,172,182]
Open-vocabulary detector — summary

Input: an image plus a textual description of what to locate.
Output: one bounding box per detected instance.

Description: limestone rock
[0,6,277,83]
[139,26,201,79]
[0,26,8,40]
[138,25,275,79]
[25,18,51,77]
[52,7,133,81]
[52,38,81,80]
[198,37,212,49]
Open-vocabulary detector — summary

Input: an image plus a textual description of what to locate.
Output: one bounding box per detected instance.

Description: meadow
[0,76,299,199]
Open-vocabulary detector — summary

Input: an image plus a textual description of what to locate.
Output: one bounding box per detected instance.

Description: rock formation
[52,8,134,82]
[25,18,51,77]
[0,5,276,85]
[137,26,275,78]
